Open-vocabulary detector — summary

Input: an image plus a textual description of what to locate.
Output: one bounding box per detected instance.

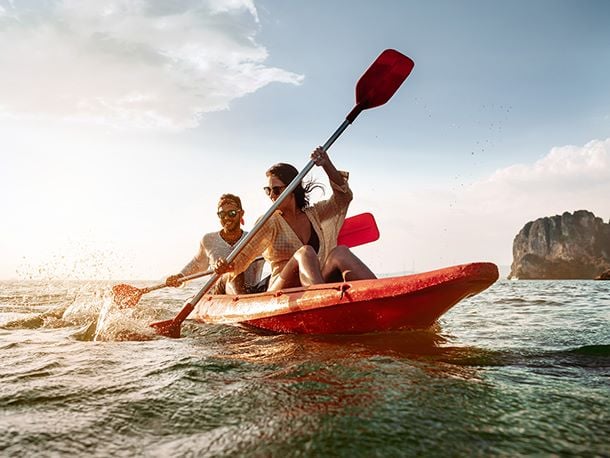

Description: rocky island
[509,210,610,279]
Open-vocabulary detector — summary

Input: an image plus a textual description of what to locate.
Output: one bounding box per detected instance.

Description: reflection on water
[0,279,608,456]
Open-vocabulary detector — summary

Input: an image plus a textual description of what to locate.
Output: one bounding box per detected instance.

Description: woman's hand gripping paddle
[112,213,380,308]
[150,49,414,338]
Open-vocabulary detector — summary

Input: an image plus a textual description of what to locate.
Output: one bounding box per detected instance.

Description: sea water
[1,279,608,456]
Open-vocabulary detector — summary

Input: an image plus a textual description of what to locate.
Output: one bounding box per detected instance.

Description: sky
[1,0,609,280]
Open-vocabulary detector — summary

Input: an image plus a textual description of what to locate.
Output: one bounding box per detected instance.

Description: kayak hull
[192,262,499,334]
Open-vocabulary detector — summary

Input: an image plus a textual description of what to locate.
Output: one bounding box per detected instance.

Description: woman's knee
[294,244,318,261]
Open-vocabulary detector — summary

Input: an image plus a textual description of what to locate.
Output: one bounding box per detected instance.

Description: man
[165,194,263,294]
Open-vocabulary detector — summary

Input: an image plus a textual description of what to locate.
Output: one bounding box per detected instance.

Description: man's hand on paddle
[165,274,185,287]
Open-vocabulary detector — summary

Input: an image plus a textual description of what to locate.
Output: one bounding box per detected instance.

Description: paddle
[337,212,379,247]
[112,270,213,308]
[151,49,414,338]
[112,212,380,308]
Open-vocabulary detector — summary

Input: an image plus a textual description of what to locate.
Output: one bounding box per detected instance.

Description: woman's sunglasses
[263,186,287,197]
[217,209,240,218]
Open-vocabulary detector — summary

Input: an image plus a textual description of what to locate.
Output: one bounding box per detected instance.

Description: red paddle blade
[112,284,144,308]
[150,319,182,338]
[347,49,414,123]
[338,213,380,247]
[151,302,195,337]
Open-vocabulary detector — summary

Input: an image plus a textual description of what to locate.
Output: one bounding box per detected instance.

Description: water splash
[15,240,137,282]
[91,292,156,342]
[1,282,158,342]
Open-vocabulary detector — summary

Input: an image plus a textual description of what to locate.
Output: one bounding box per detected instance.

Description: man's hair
[218,193,242,209]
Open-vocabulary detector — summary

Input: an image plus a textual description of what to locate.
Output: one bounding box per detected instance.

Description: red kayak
[192,262,499,334]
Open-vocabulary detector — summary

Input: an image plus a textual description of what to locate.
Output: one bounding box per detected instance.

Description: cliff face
[510,210,610,279]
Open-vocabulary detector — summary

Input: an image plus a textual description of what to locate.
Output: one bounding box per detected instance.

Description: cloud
[470,138,610,215]
[0,0,303,129]
[488,138,610,187]
[457,139,610,263]
[357,138,610,273]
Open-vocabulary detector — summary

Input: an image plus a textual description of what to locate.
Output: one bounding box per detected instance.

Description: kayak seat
[247,275,271,294]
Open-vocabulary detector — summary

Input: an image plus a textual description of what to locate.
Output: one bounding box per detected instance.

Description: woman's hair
[266,163,324,210]
[218,193,242,209]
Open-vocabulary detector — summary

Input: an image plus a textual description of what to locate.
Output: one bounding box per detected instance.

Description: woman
[215,147,375,291]
[165,194,263,294]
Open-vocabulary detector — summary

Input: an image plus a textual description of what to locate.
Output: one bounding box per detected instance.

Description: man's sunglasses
[217,209,240,218]
[263,186,287,197]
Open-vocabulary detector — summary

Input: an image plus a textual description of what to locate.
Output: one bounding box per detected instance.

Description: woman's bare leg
[321,245,376,282]
[268,245,325,291]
